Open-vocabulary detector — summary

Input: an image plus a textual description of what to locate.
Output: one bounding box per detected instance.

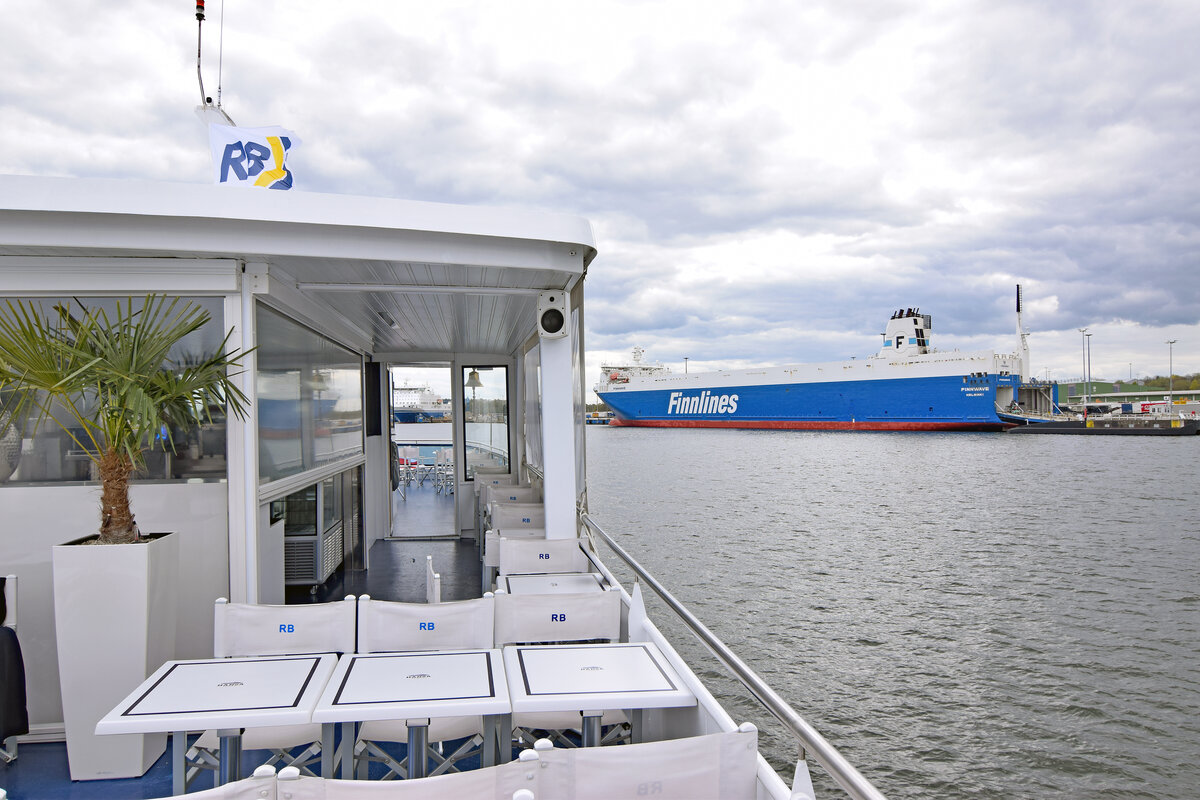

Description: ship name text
[667,391,739,415]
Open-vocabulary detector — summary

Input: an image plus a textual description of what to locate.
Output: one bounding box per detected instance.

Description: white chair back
[424,555,442,604]
[213,596,357,658]
[535,727,760,800]
[483,530,546,568]
[493,589,621,645]
[489,503,545,531]
[356,595,495,653]
[498,537,588,576]
[482,484,539,507]
[473,471,516,498]
[273,758,540,799]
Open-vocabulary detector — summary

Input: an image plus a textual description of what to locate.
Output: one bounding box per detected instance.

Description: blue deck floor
[2,483,481,799]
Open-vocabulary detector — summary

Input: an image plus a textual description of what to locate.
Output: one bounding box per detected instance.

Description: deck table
[312,648,511,779]
[503,641,695,746]
[95,653,338,795]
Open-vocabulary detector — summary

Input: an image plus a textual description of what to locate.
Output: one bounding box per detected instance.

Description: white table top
[503,642,696,715]
[312,649,511,723]
[95,653,339,735]
[504,573,605,594]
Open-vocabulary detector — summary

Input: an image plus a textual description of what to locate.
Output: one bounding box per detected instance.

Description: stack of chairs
[477,484,542,542]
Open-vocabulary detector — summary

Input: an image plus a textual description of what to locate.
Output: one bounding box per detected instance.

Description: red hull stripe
[607,419,1009,432]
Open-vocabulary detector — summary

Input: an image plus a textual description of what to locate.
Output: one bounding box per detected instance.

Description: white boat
[0,174,886,799]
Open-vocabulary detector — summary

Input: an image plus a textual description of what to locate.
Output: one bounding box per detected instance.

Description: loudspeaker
[537,291,568,339]
[364,361,382,437]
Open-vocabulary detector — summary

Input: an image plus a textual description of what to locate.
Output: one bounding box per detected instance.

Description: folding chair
[424,556,442,604]
[434,448,455,495]
[401,447,421,486]
[353,594,497,779]
[184,596,357,786]
[533,725,761,800]
[494,588,628,748]
[497,537,589,577]
[479,493,542,543]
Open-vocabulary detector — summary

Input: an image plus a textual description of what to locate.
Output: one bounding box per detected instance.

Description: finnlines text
[667,391,739,415]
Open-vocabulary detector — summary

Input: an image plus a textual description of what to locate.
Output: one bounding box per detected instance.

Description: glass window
[256,304,364,483]
[461,365,509,480]
[0,295,228,486]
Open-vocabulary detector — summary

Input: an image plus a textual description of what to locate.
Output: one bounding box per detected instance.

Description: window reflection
[461,366,509,480]
[256,305,364,483]
[0,296,227,485]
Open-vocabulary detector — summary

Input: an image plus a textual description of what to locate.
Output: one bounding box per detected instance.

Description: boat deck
[3,482,480,799]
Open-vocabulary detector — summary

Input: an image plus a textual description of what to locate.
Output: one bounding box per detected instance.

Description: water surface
[585,427,1200,798]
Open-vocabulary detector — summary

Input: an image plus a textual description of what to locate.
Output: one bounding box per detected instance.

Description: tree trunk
[97,449,137,544]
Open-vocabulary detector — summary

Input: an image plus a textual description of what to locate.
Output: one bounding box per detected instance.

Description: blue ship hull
[600,373,1019,431]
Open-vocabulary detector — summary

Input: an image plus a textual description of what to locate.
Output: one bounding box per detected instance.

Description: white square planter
[53,532,178,780]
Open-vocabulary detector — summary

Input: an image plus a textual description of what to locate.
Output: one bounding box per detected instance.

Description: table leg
[339,721,354,779]
[630,708,644,744]
[408,722,429,779]
[217,729,242,785]
[172,731,186,796]
[581,714,602,748]
[483,713,511,766]
[322,722,335,778]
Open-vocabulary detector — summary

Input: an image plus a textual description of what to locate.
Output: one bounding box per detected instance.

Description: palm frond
[0,295,251,542]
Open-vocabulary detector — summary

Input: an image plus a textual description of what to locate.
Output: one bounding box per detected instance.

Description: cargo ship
[597,287,1058,431]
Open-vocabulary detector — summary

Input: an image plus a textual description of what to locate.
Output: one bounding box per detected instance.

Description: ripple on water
[587,427,1200,799]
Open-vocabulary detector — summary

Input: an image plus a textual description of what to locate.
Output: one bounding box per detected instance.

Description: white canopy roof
[0,175,597,357]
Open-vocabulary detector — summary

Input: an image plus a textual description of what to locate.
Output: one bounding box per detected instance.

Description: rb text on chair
[183,596,356,787]
[353,594,499,779]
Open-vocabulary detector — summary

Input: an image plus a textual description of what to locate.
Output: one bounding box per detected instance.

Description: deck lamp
[466,368,483,415]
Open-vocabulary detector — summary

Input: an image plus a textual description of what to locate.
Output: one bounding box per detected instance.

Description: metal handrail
[580,512,889,800]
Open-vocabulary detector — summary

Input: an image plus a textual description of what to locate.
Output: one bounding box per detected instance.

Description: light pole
[1085,332,1093,406]
[683,357,688,374]
[1078,327,1088,405]
[1167,339,1177,405]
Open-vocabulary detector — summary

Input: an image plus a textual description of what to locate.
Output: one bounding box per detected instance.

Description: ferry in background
[391,381,451,423]
[597,286,1059,431]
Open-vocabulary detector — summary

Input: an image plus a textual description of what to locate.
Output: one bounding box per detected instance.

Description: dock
[1007,416,1200,435]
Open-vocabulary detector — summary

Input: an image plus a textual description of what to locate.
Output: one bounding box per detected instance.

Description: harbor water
[584,426,1200,799]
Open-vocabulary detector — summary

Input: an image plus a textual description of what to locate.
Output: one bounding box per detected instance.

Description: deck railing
[580,512,889,800]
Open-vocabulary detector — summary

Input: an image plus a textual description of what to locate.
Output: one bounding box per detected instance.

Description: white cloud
[2,0,1198,394]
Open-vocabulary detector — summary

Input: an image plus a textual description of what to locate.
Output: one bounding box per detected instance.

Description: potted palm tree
[0,295,249,780]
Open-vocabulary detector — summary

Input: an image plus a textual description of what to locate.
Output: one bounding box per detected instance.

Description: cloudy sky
[3,0,1197,391]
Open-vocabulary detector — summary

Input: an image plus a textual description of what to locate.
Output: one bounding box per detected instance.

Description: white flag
[208,124,300,190]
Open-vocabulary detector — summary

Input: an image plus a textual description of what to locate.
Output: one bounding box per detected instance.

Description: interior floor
[287,478,477,605]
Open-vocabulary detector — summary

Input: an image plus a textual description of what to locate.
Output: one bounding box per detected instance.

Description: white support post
[224,264,265,603]
[539,330,577,539]
[364,362,390,553]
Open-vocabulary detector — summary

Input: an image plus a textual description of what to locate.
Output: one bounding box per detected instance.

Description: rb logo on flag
[209,124,299,190]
